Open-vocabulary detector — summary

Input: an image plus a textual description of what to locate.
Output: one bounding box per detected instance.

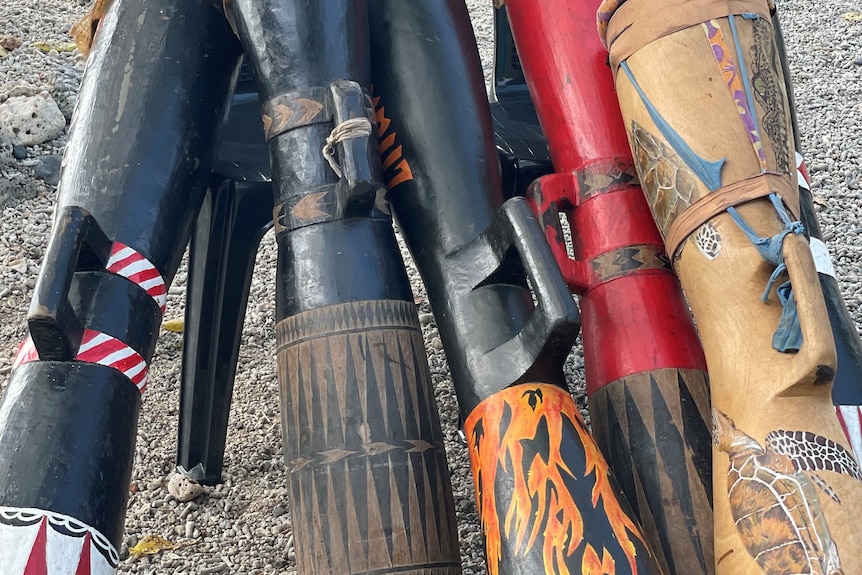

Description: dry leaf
[31,41,77,53]
[69,0,115,56]
[162,318,185,333]
[127,535,194,560]
[844,11,862,21]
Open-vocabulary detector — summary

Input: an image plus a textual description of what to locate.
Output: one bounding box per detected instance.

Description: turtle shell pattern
[631,121,699,236]
[714,409,853,575]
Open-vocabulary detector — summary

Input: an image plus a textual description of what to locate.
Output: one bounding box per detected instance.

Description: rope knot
[322,117,373,178]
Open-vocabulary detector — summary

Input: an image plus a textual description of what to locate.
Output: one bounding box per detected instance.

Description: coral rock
[0,92,66,146]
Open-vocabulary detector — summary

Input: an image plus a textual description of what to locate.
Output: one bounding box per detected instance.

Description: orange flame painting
[465,383,653,575]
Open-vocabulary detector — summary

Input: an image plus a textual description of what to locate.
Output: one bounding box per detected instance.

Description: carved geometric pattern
[277,298,420,348]
[589,369,714,575]
[576,158,640,203]
[590,243,671,283]
[276,300,460,574]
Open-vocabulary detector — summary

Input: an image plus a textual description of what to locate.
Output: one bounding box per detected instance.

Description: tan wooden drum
[599,0,862,573]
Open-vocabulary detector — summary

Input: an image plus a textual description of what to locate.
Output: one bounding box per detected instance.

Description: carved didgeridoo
[503,1,714,572]
[772,10,862,460]
[0,1,241,571]
[600,1,862,572]
[225,2,461,573]
[368,1,661,573]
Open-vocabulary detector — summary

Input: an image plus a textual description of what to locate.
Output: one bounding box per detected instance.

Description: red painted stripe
[836,406,849,436]
[105,253,138,271]
[23,517,48,575]
[77,339,127,363]
[126,268,161,284]
[12,337,39,369]
[12,329,148,395]
[75,531,92,575]
[105,242,167,312]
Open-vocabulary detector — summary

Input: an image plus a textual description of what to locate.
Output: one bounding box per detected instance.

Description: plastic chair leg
[177,179,273,485]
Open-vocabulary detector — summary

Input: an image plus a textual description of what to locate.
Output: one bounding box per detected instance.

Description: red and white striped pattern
[836,405,862,464]
[105,243,167,313]
[796,151,811,191]
[11,337,39,371]
[76,329,148,393]
[12,329,148,395]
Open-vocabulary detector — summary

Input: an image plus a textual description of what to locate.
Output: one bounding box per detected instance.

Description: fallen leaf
[128,535,194,560]
[844,11,862,21]
[812,195,829,206]
[70,0,115,56]
[31,41,77,53]
[162,318,184,333]
[0,46,7,59]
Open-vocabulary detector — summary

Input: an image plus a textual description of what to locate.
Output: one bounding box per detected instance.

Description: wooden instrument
[0,1,243,570]
[503,1,714,572]
[225,1,461,572]
[369,1,661,572]
[600,1,862,572]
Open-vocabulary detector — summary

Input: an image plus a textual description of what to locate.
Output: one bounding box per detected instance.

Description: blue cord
[726,193,805,352]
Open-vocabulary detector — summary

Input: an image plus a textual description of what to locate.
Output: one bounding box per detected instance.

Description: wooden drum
[599,1,862,573]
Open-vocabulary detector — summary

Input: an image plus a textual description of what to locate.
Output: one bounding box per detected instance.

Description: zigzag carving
[277,299,420,347]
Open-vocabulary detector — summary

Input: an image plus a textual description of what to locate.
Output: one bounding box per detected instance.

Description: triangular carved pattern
[277,300,419,347]
[276,301,458,573]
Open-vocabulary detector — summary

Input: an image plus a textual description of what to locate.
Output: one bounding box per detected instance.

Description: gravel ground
[1,1,860,574]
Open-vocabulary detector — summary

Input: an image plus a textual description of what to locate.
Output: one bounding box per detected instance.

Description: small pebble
[33,154,61,185]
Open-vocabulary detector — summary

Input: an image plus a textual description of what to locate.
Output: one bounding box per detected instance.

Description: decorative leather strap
[665,171,797,259]
[605,0,771,72]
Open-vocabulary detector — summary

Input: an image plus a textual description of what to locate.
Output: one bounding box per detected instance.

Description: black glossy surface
[224,2,461,571]
[28,206,110,361]
[277,219,413,317]
[56,0,242,280]
[0,0,243,550]
[0,362,140,545]
[177,180,274,485]
[369,0,578,416]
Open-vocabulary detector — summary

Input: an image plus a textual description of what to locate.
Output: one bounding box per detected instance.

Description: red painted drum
[505,0,715,571]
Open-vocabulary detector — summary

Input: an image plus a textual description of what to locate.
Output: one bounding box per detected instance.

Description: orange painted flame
[583,544,617,574]
[369,91,414,190]
[465,383,650,575]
